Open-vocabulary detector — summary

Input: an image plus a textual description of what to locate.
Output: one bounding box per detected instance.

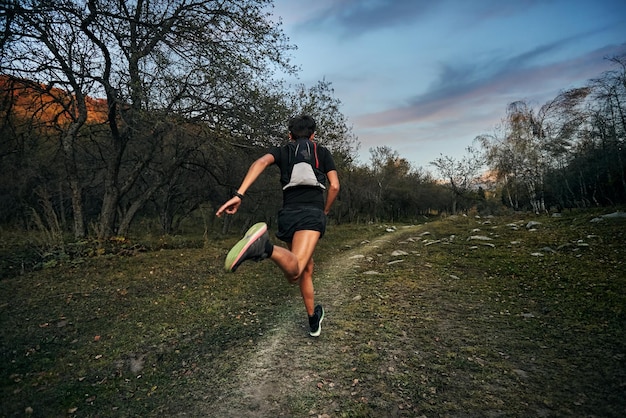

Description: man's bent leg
[269,230,320,283]
[269,245,299,281]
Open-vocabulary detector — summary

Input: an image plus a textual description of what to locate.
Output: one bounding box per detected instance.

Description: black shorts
[276,206,327,243]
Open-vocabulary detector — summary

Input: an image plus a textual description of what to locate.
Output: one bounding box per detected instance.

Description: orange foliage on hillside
[0,75,108,127]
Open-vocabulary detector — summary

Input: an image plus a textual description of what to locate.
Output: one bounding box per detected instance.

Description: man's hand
[215,196,242,217]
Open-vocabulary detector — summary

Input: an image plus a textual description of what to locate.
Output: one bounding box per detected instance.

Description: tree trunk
[68,178,85,237]
[61,107,87,238]
[99,186,119,239]
[117,183,161,237]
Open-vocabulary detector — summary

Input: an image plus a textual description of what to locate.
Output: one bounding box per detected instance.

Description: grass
[318,212,625,417]
[1,211,625,417]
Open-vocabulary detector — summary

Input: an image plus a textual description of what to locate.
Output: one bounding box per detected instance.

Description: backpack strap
[313,141,319,169]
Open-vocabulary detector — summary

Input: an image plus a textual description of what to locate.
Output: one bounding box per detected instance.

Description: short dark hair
[288,114,316,139]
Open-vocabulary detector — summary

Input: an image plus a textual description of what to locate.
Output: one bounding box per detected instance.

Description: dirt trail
[202,230,411,417]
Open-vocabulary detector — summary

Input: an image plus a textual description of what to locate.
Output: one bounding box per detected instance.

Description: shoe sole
[224,222,268,272]
[309,307,324,337]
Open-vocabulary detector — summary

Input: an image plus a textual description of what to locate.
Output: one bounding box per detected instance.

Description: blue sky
[271,0,626,171]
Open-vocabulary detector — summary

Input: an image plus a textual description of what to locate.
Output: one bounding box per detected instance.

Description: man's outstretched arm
[216,153,275,217]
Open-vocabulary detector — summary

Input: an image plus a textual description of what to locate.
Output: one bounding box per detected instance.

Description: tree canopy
[1,0,299,238]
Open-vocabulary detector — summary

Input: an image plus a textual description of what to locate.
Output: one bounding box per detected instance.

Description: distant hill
[0,75,108,127]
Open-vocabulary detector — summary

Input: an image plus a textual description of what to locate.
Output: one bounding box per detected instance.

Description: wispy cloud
[356,43,626,128]
[293,0,557,38]
[295,0,437,36]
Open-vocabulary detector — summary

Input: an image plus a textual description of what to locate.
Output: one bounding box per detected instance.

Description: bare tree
[289,79,359,165]
[430,146,484,214]
[478,55,626,210]
[588,56,626,202]
[1,0,295,238]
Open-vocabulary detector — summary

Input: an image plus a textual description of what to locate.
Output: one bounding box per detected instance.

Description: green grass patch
[1,213,625,416]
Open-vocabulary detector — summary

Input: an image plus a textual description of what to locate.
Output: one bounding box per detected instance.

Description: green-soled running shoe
[224,222,270,272]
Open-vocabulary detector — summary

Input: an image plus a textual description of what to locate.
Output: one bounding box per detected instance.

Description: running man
[215,115,340,337]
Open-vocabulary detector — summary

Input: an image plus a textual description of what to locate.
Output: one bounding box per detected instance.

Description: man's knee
[283,268,300,284]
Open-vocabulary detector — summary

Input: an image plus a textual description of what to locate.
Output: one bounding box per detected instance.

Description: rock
[592,211,626,222]
[526,221,541,229]
[602,211,626,218]
[467,235,493,241]
[129,354,145,374]
[424,239,442,246]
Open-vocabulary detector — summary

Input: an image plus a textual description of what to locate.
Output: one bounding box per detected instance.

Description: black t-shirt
[269,141,336,209]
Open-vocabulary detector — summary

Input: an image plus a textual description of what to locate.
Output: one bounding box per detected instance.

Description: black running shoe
[224,222,269,272]
[309,304,324,337]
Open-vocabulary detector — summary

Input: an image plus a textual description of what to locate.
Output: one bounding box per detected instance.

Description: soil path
[203,229,412,417]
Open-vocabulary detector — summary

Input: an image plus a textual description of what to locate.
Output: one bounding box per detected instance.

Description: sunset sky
[271,0,626,171]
